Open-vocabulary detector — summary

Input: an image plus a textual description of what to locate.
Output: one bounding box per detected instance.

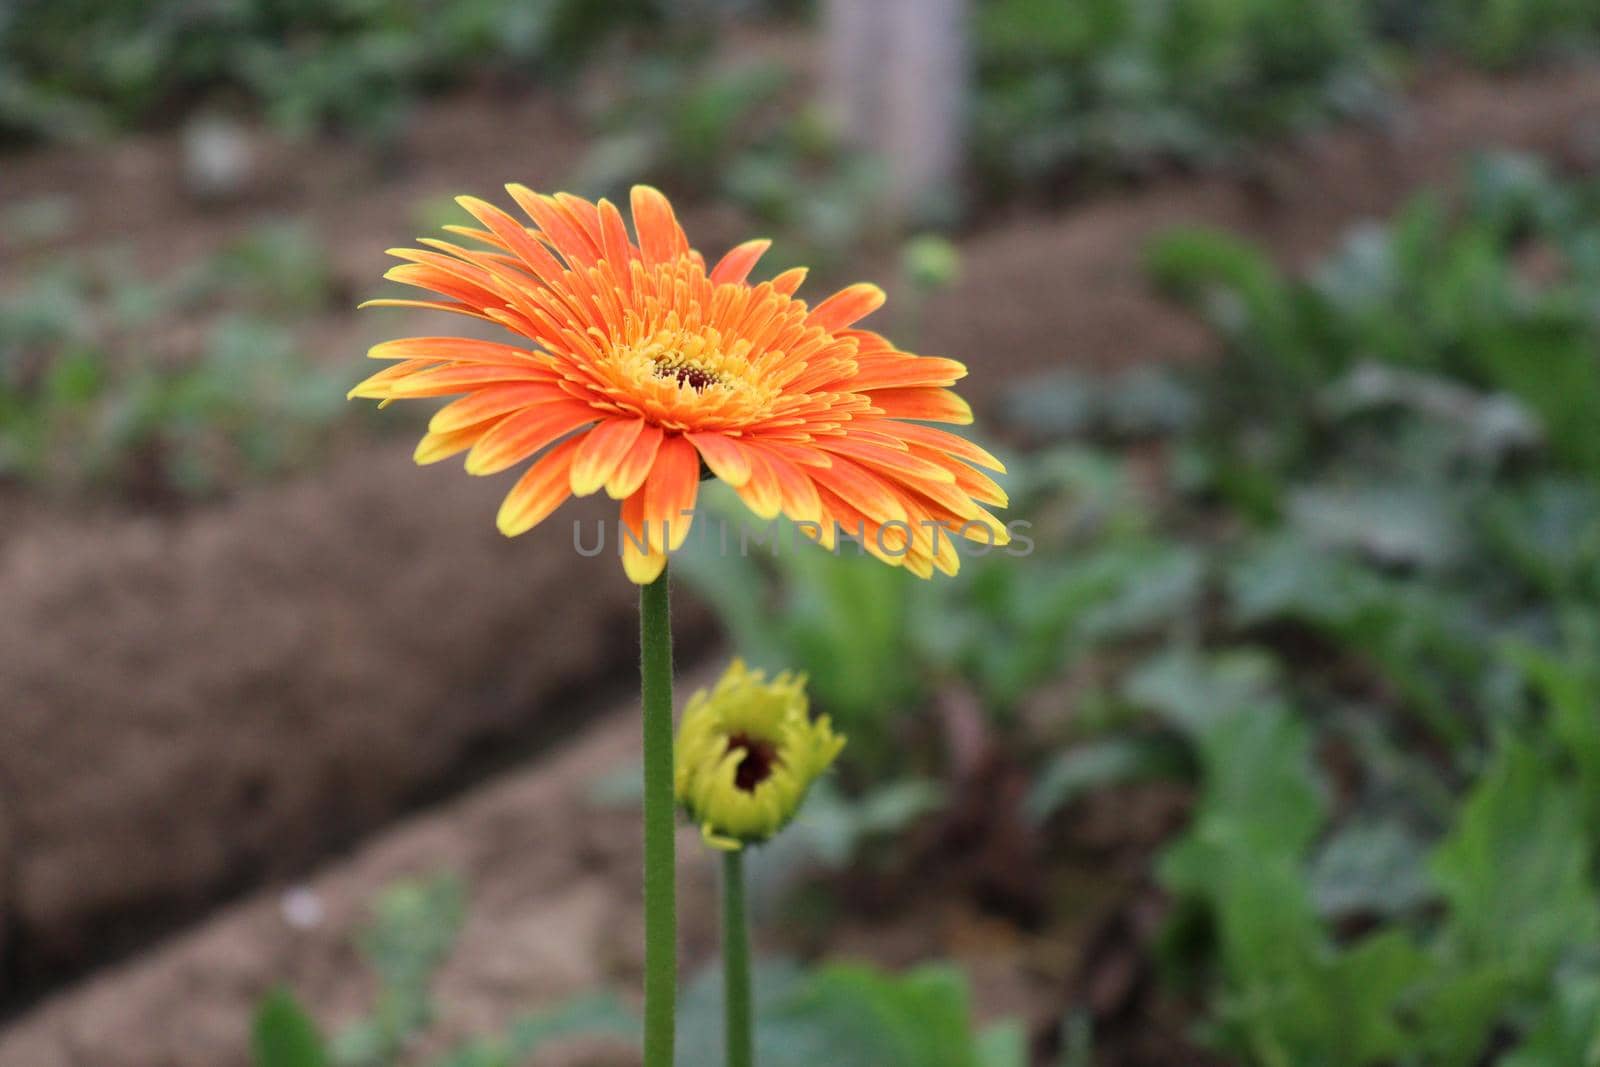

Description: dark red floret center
[668,365,718,391]
[727,732,780,792]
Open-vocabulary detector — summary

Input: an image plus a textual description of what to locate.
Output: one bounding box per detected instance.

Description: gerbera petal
[849,354,969,391]
[809,456,909,526]
[554,192,606,249]
[631,185,689,265]
[867,387,974,424]
[812,485,911,570]
[734,449,783,520]
[621,490,668,584]
[643,435,700,551]
[770,267,807,296]
[889,422,1007,472]
[570,417,646,497]
[372,363,555,399]
[954,507,1011,547]
[357,297,496,322]
[951,462,1009,508]
[455,195,568,285]
[429,383,571,433]
[709,239,772,286]
[686,432,753,487]
[750,445,823,525]
[818,437,957,484]
[414,423,493,465]
[597,198,638,272]
[497,436,582,536]
[605,423,665,499]
[464,401,596,475]
[348,357,437,399]
[807,283,885,332]
[508,185,604,269]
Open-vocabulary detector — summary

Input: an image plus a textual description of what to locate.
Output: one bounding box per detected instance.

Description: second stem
[722,849,754,1067]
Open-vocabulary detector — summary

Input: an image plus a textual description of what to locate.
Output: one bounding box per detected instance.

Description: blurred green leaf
[677,960,1013,1067]
[503,993,638,1059]
[1307,818,1432,922]
[1503,972,1600,1067]
[332,873,466,1066]
[1430,740,1600,984]
[1025,735,1188,824]
[252,989,329,1067]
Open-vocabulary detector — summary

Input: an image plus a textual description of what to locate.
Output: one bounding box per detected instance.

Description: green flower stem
[640,570,677,1066]
[722,849,754,1067]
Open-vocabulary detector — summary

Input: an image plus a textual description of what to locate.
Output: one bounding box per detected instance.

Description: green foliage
[427,995,638,1067]
[1151,153,1600,480]
[973,0,1600,195]
[1140,154,1600,757]
[1024,734,1188,824]
[1119,153,1600,1066]
[1428,0,1600,66]
[776,777,946,871]
[0,0,668,144]
[0,227,349,498]
[1154,649,1600,1067]
[1431,740,1599,986]
[974,0,1385,192]
[676,961,1024,1067]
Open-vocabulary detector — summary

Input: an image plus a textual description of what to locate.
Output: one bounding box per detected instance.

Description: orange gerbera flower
[350,185,1007,583]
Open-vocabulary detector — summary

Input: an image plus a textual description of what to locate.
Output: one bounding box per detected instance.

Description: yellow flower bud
[674,659,845,851]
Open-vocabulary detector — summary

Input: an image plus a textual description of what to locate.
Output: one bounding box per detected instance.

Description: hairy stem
[640,570,677,1066]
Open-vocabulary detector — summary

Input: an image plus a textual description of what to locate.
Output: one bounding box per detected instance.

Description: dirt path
[2,58,1598,1034]
[921,63,1600,382]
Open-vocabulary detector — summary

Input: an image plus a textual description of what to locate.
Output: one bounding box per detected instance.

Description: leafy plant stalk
[640,570,677,1066]
[721,849,754,1067]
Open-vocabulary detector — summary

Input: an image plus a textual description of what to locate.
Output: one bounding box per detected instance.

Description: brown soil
[1,52,1598,1064]
[0,447,716,998]
[0,697,685,1067]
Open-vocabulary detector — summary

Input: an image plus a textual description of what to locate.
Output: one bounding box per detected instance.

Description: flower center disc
[727,732,780,792]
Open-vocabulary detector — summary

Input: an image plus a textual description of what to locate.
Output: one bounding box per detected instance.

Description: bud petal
[674,659,845,850]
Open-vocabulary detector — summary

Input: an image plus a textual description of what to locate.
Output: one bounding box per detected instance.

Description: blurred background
[4,1,1600,1064]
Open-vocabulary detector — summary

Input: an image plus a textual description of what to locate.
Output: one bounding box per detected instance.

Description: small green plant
[252,874,638,1067]
[0,228,349,498]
